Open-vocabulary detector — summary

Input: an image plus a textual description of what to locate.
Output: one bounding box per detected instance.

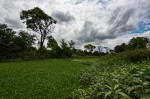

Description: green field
[0,59,86,98]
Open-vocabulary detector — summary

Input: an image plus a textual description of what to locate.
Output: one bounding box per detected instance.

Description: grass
[0,59,86,98]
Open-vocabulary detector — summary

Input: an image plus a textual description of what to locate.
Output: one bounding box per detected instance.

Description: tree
[98,46,103,52]
[60,39,72,57]
[19,30,36,49]
[84,44,96,52]
[104,47,110,53]
[47,35,58,50]
[12,36,26,52]
[0,24,15,55]
[0,24,29,59]
[68,40,75,50]
[114,43,127,53]
[128,37,149,49]
[20,7,56,50]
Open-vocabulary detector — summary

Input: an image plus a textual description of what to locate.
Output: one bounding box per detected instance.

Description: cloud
[52,11,75,23]
[0,0,150,49]
[4,17,24,29]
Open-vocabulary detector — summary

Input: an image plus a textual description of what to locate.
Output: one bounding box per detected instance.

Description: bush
[118,49,150,63]
[72,56,150,99]
[78,66,98,86]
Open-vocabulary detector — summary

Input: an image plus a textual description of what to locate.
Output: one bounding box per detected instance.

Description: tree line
[0,7,150,61]
[0,7,106,61]
[114,37,150,53]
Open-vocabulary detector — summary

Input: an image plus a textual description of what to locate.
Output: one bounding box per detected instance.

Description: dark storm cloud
[52,11,75,23]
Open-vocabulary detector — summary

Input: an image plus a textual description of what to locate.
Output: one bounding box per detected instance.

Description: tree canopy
[20,7,56,50]
[128,37,149,49]
[114,37,150,53]
[84,44,96,52]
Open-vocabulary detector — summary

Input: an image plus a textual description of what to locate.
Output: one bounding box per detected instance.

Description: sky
[0,0,150,49]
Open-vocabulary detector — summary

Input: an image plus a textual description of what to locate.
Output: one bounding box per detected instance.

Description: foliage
[0,59,86,98]
[114,43,127,53]
[118,49,150,63]
[0,24,36,61]
[128,37,149,50]
[19,30,36,49]
[84,44,96,52]
[20,7,56,50]
[73,55,150,99]
[114,37,150,53]
[47,35,58,50]
[59,39,72,58]
[68,40,75,50]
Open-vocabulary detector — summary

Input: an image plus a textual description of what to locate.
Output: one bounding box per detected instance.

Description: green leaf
[143,81,149,86]
[127,85,141,94]
[105,91,112,99]
[146,89,150,93]
[105,85,112,90]
[115,89,122,94]
[114,85,119,90]
[118,92,131,99]
[112,79,119,83]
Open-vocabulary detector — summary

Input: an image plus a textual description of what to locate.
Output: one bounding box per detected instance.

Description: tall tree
[20,7,56,50]
[84,44,96,52]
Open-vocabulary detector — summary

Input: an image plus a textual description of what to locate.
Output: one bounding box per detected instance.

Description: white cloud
[0,0,150,49]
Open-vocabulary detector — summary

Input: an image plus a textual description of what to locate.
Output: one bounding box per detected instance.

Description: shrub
[118,49,150,63]
[72,56,150,99]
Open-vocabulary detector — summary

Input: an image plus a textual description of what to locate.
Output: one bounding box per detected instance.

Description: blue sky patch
[129,15,150,34]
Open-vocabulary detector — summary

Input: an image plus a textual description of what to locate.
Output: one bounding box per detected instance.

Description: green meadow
[0,59,86,98]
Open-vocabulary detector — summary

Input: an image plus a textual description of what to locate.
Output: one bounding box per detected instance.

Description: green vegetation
[20,7,56,50]
[0,59,86,98]
[118,49,150,63]
[1,6,150,99]
[73,55,150,99]
[114,37,149,53]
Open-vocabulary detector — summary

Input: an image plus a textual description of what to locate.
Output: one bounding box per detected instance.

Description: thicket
[72,55,150,99]
[118,49,150,63]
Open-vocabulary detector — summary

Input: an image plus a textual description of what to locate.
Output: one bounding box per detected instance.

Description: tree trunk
[40,35,44,50]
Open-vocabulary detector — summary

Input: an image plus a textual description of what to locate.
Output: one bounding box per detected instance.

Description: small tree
[20,7,56,50]
[68,40,75,50]
[128,37,149,50]
[114,43,127,53]
[47,35,58,50]
[60,39,72,57]
[84,44,96,52]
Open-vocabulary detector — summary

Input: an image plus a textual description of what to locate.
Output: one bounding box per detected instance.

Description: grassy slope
[0,59,86,98]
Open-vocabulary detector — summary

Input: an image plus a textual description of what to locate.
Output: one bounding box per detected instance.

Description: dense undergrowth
[118,49,150,63]
[73,55,150,99]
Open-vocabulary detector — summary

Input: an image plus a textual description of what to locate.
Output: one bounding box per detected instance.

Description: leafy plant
[73,55,150,99]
